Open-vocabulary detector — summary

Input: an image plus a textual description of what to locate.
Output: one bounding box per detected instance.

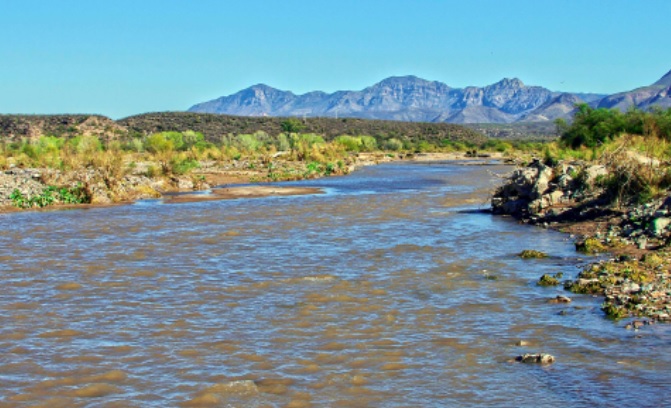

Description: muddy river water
[1,161,670,407]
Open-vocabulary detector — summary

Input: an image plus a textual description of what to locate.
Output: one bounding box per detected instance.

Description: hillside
[0,114,124,141]
[0,112,488,145]
[119,112,488,145]
[596,69,671,111]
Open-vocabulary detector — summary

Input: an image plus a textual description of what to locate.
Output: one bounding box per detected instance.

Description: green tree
[561,104,626,148]
[280,118,305,134]
[145,133,174,154]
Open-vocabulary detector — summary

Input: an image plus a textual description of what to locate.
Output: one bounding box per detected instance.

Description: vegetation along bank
[1,113,527,210]
[493,104,671,323]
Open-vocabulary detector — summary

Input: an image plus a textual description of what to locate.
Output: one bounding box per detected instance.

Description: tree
[560,104,626,148]
[280,118,305,134]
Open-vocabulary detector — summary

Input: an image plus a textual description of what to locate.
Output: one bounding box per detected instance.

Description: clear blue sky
[1,0,669,119]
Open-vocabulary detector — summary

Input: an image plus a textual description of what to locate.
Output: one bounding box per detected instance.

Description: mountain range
[188,69,671,124]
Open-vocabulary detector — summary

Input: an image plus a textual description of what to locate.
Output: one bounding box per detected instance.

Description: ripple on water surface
[1,162,670,407]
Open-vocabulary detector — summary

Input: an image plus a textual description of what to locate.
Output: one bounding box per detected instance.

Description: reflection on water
[1,162,670,407]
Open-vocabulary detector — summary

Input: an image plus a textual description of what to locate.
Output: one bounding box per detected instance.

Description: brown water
[1,162,670,407]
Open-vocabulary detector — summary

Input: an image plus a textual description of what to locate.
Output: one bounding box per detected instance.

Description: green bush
[144,133,174,153]
[560,104,671,148]
[70,135,103,155]
[334,135,361,151]
[10,184,89,208]
[170,157,199,175]
[382,138,404,151]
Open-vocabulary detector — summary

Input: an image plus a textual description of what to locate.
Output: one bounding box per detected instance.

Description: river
[1,161,669,407]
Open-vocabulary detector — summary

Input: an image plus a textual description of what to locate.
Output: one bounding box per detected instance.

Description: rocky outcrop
[491,159,607,219]
[493,158,671,322]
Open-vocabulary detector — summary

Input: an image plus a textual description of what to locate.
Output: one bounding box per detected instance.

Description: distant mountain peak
[653,69,671,87]
[492,77,525,88]
[373,75,438,87]
[249,83,275,90]
[188,70,669,124]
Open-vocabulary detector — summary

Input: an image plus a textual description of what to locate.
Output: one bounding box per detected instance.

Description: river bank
[0,151,503,212]
[492,158,671,323]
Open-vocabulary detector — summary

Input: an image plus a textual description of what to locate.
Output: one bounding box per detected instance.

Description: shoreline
[0,152,506,214]
[492,159,671,323]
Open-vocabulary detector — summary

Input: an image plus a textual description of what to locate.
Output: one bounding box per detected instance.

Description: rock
[518,249,548,259]
[625,151,660,167]
[511,167,539,197]
[531,165,554,199]
[548,295,572,304]
[637,237,647,250]
[621,282,641,294]
[583,165,608,186]
[516,353,555,364]
[538,274,560,286]
[546,190,564,205]
[556,173,573,189]
[649,217,671,236]
[498,198,528,215]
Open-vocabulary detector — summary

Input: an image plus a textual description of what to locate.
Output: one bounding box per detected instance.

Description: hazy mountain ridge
[189,70,671,124]
[596,69,671,111]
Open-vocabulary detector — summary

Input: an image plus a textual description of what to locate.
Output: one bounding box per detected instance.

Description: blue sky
[1,0,669,118]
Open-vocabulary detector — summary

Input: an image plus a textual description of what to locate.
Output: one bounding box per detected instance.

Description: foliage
[170,157,199,175]
[118,112,487,145]
[560,104,671,148]
[480,139,513,153]
[10,184,89,208]
[334,135,378,152]
[280,118,305,134]
[144,133,174,153]
[70,135,103,155]
[575,237,607,254]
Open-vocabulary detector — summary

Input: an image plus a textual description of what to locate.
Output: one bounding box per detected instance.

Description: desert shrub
[170,156,199,175]
[145,133,174,153]
[70,135,103,155]
[182,130,205,149]
[334,135,361,151]
[37,136,65,153]
[126,138,145,152]
[359,135,377,152]
[480,139,512,153]
[277,133,291,151]
[381,138,404,151]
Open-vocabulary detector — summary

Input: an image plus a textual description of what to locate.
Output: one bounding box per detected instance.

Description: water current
[1,161,670,407]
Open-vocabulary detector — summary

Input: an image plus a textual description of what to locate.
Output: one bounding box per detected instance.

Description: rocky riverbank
[492,158,671,322]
